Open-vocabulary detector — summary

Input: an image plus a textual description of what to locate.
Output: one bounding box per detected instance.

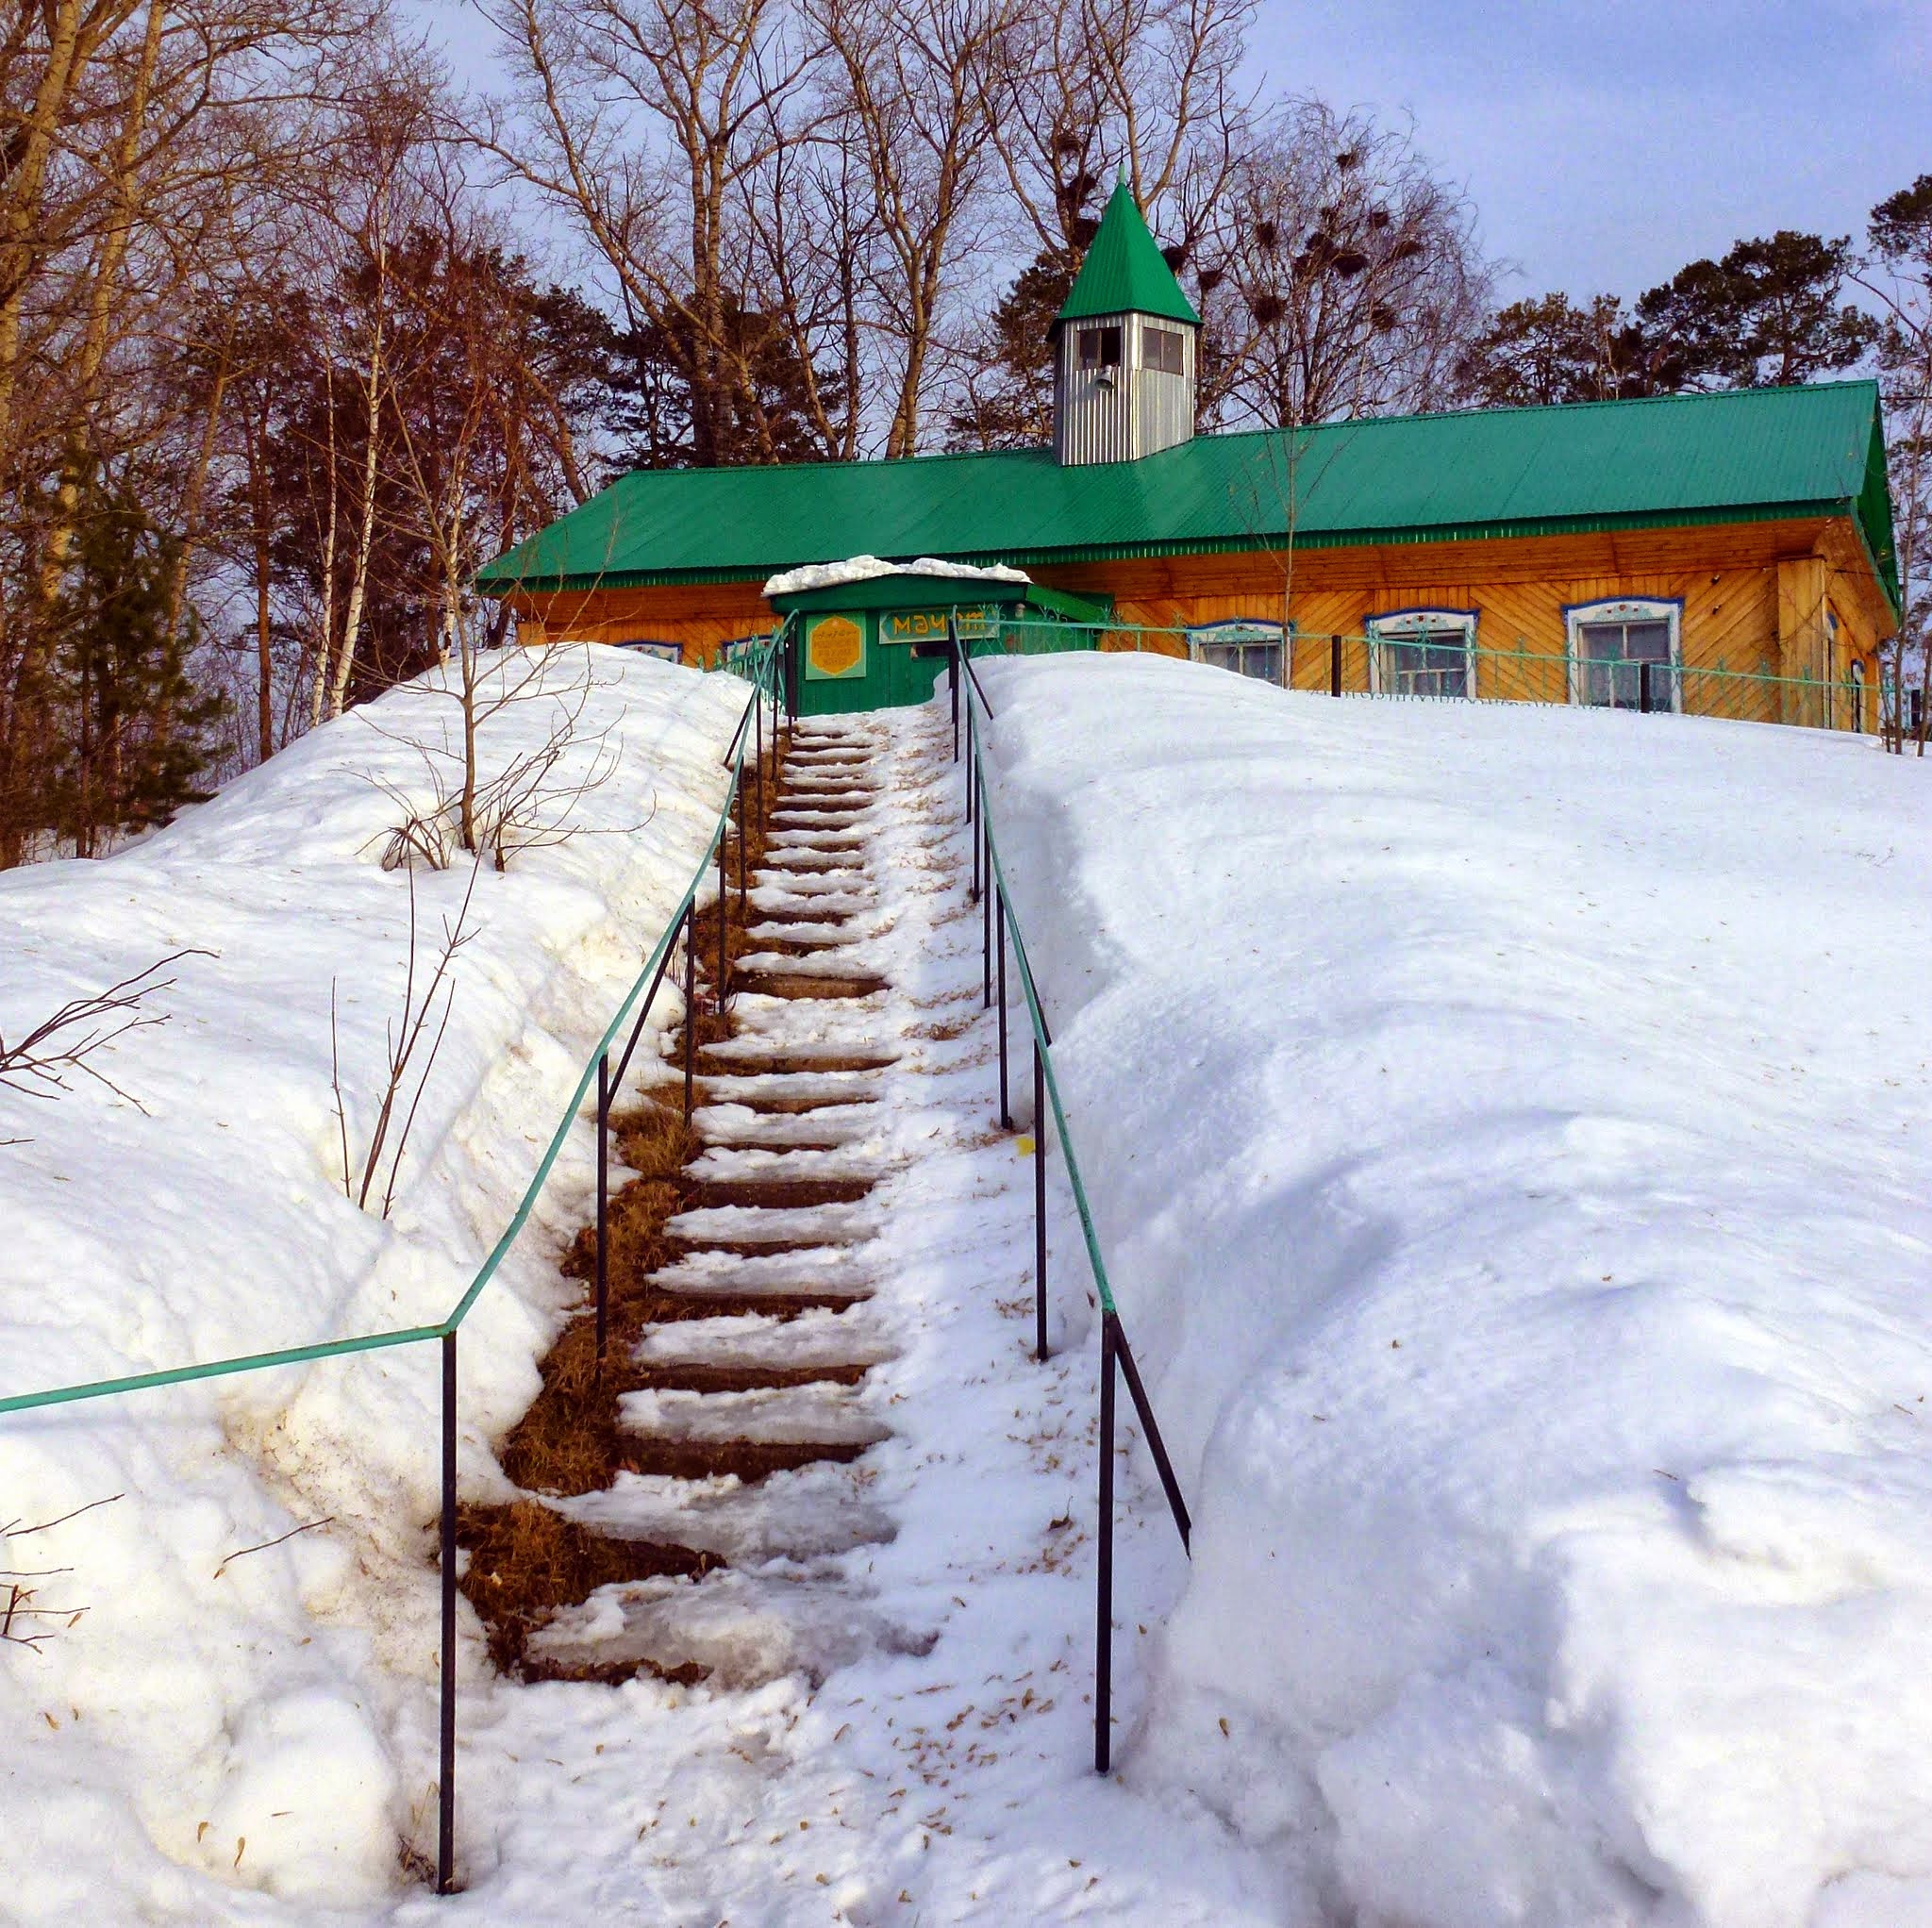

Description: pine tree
[48,476,225,856]
[1635,231,1878,390]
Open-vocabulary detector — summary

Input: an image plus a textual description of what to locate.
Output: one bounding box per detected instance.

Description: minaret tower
[1052,177,1202,466]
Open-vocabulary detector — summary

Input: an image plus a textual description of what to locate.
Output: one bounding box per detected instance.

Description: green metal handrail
[959,657,1193,1783]
[0,626,789,1898]
[977,800,1114,1319]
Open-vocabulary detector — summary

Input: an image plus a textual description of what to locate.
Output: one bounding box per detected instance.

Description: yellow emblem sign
[806,614,864,680]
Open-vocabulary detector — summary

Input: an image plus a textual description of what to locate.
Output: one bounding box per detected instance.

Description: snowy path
[423,704,1290,1924]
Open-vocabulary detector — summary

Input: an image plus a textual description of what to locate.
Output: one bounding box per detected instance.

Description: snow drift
[977,652,1932,1928]
[0,647,742,1914]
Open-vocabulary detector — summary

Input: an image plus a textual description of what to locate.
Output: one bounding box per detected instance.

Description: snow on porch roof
[761,555,1030,597]
[476,381,1898,615]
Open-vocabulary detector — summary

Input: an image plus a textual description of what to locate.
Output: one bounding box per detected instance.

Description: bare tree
[1200,99,1493,428]
[319,80,441,722]
[480,0,823,465]
[809,0,1020,457]
[990,0,1256,261]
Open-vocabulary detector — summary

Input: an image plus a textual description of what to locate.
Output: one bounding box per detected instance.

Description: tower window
[1144,326,1186,374]
[1077,325,1123,369]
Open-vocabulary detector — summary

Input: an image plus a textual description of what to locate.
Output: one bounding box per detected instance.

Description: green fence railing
[979,615,1879,735]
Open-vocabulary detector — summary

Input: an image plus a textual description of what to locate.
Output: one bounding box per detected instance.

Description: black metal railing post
[1095,1309,1117,1774]
[996,888,1010,1129]
[736,763,748,916]
[437,1329,458,1892]
[1034,1040,1047,1362]
[981,823,991,1007]
[682,906,696,1124]
[1113,1321,1192,1551]
[594,1054,609,1362]
[949,612,961,761]
[965,700,975,824]
[1330,634,1342,696]
[715,819,728,1013]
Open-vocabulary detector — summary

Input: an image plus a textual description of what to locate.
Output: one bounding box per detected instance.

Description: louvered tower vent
[1052,178,1202,467]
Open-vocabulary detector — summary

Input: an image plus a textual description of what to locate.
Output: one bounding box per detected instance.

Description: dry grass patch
[456,1500,710,1673]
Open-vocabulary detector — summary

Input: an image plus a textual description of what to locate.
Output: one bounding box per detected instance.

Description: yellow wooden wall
[496,514,1894,727]
[1033,516,1890,730]
[507,581,773,665]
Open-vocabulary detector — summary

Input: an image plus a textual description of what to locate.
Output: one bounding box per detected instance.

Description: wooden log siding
[507,579,773,663]
[503,511,1889,727]
[1033,516,1889,729]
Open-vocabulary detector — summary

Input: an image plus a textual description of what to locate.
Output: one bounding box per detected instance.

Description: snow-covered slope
[977,654,1932,1928]
[0,648,742,1914]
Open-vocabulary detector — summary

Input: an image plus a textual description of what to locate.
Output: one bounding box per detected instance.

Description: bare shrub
[331,860,479,1217]
[0,1495,122,1655]
[0,951,214,1140]
[361,644,644,874]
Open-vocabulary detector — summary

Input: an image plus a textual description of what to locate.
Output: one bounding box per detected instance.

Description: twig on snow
[213,1518,333,1580]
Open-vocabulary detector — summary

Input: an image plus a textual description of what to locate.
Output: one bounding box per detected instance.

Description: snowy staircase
[470,719,935,1692]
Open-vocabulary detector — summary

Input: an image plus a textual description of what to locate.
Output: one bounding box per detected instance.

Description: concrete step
[623,1381,889,1449]
[648,1246,875,1310]
[701,1070,887,1113]
[691,1102,882,1150]
[744,920,867,949]
[663,1199,879,1250]
[754,851,867,875]
[699,1039,896,1073]
[525,1570,936,1688]
[633,1306,893,1374]
[683,1172,877,1211]
[554,1462,895,1564]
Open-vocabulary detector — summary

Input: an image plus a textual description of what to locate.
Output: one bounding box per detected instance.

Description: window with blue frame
[1367,609,1476,698]
[1188,619,1285,685]
[1563,598,1680,710]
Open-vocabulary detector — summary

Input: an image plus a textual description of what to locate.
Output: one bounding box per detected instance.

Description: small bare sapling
[331,858,479,1218]
[362,644,643,873]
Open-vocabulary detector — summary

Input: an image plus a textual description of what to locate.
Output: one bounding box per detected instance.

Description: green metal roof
[1056,178,1200,329]
[478,381,1899,616]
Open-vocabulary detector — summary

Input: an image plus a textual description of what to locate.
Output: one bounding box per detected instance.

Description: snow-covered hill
[8,642,1931,1927]
[978,653,1932,1928]
[0,648,742,1912]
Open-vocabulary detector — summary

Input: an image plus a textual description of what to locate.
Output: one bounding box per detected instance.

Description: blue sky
[419,0,1926,299]
[1251,0,1928,296]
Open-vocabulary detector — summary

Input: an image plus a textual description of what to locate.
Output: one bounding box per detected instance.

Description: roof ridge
[612,443,1055,487]
[1198,378,1880,446]
[600,381,1880,490]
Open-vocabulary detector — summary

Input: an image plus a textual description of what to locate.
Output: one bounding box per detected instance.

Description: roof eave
[479,500,1856,597]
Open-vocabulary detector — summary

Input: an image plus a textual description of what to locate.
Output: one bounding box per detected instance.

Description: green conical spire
[1056,177,1201,329]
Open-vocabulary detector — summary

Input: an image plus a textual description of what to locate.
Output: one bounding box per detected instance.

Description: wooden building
[479,181,1901,727]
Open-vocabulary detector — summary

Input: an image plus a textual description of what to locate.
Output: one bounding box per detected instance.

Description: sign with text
[878,606,998,644]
